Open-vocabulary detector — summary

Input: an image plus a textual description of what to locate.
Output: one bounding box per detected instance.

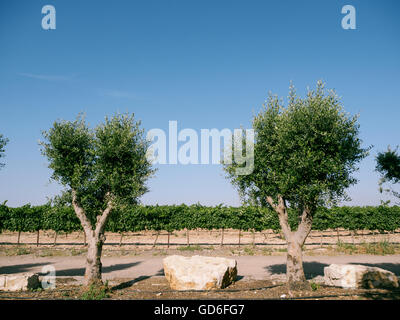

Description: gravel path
[1,254,399,283]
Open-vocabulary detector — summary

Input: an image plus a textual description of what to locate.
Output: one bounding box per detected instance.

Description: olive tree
[0,134,8,169]
[224,81,369,291]
[376,147,400,203]
[40,113,155,285]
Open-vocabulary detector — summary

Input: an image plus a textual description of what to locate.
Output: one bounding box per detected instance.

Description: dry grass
[1,277,400,300]
[1,241,400,258]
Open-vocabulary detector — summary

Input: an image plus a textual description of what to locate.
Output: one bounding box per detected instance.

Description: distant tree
[376,147,400,204]
[40,113,155,286]
[224,81,369,291]
[0,134,9,169]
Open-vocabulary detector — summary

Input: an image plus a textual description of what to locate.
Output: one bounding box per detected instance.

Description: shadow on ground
[0,262,53,274]
[266,262,330,278]
[111,268,165,291]
[54,261,142,277]
[266,262,400,279]
[361,288,400,300]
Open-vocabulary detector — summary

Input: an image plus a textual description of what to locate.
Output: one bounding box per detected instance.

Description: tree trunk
[186,229,190,246]
[53,232,57,246]
[238,229,241,246]
[320,233,323,247]
[252,229,256,247]
[266,195,312,292]
[286,237,309,290]
[84,231,104,286]
[36,230,40,247]
[72,189,113,286]
[119,233,123,247]
[263,231,268,244]
[167,232,170,248]
[220,228,224,247]
[152,231,160,248]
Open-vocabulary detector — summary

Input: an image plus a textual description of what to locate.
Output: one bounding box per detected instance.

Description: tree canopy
[376,147,400,183]
[40,113,155,225]
[224,81,369,211]
[0,134,8,169]
[376,147,400,203]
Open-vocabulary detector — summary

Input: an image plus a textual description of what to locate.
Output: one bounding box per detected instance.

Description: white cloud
[102,90,139,99]
[18,73,76,81]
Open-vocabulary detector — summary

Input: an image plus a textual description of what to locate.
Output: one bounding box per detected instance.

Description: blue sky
[0,0,399,207]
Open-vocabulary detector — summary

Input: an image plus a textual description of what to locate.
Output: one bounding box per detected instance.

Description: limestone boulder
[324,264,399,289]
[163,255,237,290]
[0,273,41,291]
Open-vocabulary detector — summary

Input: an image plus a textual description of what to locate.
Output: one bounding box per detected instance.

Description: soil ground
[1,229,400,300]
[1,228,399,248]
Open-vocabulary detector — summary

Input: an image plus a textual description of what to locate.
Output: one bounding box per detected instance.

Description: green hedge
[1,204,400,234]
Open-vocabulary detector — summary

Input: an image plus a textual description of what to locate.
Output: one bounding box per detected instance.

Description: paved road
[1,254,399,282]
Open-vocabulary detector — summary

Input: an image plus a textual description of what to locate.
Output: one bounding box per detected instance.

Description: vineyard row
[1,204,400,235]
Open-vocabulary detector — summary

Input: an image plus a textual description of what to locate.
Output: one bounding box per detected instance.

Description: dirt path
[1,254,399,283]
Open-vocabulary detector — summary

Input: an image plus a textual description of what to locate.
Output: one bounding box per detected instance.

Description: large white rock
[163,255,237,290]
[324,264,399,289]
[0,273,41,291]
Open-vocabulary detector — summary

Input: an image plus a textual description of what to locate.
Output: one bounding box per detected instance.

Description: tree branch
[95,193,114,237]
[295,205,313,245]
[71,189,93,236]
[267,195,292,238]
[266,196,277,210]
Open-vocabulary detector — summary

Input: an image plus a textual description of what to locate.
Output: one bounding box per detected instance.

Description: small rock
[310,275,326,284]
[324,264,399,289]
[0,273,41,291]
[280,294,287,298]
[163,255,237,290]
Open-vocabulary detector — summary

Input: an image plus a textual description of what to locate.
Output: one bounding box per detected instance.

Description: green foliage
[2,204,48,233]
[15,247,31,255]
[177,245,203,251]
[81,281,110,300]
[310,282,320,291]
[1,203,400,234]
[376,147,400,183]
[39,113,155,228]
[40,115,94,189]
[224,81,369,215]
[0,133,8,169]
[0,201,9,233]
[42,205,81,233]
[336,241,397,255]
[376,147,400,203]
[363,241,395,255]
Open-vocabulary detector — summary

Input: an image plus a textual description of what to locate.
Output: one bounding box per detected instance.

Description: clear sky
[0,0,399,207]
